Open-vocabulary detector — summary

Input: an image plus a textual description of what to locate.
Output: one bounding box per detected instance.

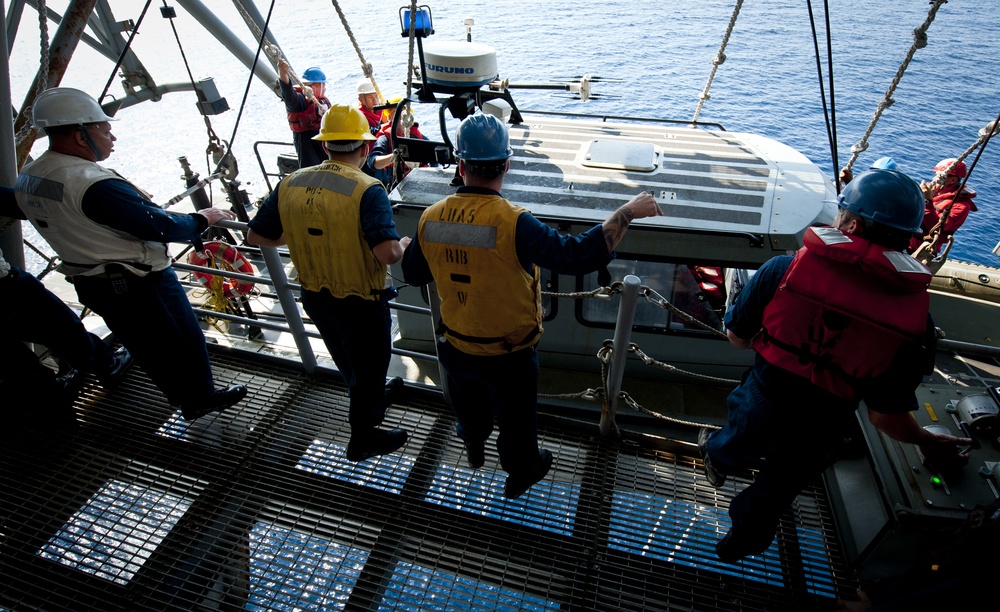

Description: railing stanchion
[601,274,641,436]
[259,244,317,373]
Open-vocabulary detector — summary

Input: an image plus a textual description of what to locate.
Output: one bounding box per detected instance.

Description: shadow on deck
[1,347,856,611]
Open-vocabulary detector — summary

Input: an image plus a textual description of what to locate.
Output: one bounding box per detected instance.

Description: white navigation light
[422,41,498,89]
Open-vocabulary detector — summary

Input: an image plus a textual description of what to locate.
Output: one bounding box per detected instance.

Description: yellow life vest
[279,161,388,298]
[418,192,542,356]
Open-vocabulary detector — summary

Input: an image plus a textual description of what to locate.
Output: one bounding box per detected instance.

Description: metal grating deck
[1,348,857,611]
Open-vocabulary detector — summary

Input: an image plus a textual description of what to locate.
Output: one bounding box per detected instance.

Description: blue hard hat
[301,67,326,84]
[839,169,923,233]
[455,113,513,161]
[870,156,898,171]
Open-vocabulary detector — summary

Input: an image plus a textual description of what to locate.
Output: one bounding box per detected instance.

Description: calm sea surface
[9,0,1000,268]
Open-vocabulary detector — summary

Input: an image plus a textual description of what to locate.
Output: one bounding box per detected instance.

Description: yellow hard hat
[312,104,377,142]
[381,96,405,123]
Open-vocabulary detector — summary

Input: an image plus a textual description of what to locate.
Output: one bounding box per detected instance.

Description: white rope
[405,0,418,101]
[843,0,947,173]
[14,0,50,147]
[330,0,383,102]
[691,0,743,123]
[926,118,1000,190]
[229,0,296,92]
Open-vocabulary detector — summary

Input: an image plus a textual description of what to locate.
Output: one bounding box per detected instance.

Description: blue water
[8,0,999,265]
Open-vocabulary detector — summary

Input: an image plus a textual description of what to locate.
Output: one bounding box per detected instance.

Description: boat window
[577,259,725,333]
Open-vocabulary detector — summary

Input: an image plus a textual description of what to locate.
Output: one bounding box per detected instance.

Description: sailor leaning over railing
[12,87,248,421]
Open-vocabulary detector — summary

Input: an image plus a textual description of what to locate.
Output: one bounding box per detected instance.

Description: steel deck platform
[1,348,856,611]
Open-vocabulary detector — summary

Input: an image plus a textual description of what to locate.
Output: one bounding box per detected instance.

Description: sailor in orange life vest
[356,79,382,135]
[698,169,972,563]
[277,59,331,169]
[908,158,978,255]
[247,104,410,463]
[401,112,663,499]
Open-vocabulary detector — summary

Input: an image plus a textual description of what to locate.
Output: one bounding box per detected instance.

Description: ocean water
[8,0,999,267]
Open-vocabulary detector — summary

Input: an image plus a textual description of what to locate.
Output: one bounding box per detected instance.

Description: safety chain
[640,286,728,339]
[541,282,623,301]
[691,0,743,123]
[538,342,723,431]
[13,0,50,149]
[330,0,383,102]
[628,343,739,386]
[843,0,947,173]
[165,6,228,181]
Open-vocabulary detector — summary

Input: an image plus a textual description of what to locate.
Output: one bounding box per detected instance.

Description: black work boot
[463,440,486,469]
[97,346,133,387]
[698,428,727,489]
[503,450,553,499]
[181,384,247,421]
[347,428,408,462]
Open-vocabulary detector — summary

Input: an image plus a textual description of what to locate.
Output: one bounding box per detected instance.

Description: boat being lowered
[2,2,1000,611]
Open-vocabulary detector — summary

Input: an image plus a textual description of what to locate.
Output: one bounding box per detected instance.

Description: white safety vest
[16,151,172,277]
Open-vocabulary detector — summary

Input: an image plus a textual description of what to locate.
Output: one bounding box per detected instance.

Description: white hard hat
[356,79,376,95]
[32,87,115,129]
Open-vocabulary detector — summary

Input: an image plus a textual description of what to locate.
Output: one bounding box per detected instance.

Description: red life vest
[286,94,330,133]
[754,226,932,401]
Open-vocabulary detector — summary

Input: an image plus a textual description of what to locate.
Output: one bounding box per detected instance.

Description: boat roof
[393,113,838,266]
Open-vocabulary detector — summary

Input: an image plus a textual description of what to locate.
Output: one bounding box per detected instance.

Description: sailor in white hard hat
[14,87,248,421]
[356,78,382,134]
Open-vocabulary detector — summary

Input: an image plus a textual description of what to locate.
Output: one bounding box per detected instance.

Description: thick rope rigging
[4,1,50,254]
[842,0,947,175]
[330,0,384,102]
[691,0,743,124]
[404,0,419,102]
[229,0,298,92]
[13,0,50,148]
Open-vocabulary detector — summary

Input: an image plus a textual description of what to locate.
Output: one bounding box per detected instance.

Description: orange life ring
[187,241,256,299]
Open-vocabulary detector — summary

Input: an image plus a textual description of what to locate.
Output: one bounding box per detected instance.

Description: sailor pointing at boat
[401,112,662,498]
[14,87,248,421]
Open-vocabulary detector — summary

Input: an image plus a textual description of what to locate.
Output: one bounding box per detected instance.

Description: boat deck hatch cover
[582,139,658,171]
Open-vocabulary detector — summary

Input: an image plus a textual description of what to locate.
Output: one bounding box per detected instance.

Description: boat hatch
[582,139,659,172]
